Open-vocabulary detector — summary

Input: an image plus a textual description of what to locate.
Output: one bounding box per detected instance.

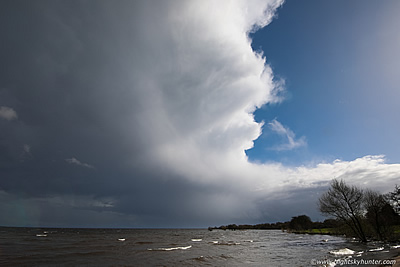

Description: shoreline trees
[318,179,367,242]
[388,185,400,215]
[318,179,400,242]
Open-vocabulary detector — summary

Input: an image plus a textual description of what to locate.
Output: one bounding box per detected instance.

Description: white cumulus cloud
[129,0,286,184]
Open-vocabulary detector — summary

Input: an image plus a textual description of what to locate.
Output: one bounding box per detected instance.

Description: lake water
[0,227,391,266]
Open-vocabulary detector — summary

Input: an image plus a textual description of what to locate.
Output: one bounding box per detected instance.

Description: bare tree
[388,185,400,215]
[364,190,387,240]
[318,179,367,242]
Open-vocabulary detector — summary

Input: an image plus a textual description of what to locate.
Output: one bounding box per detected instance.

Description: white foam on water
[329,248,355,255]
[390,245,400,249]
[118,238,126,241]
[244,240,253,243]
[368,247,384,252]
[148,245,192,251]
[36,234,47,237]
[191,239,202,242]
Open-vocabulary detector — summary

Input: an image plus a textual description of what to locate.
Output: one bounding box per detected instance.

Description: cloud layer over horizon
[1,0,400,228]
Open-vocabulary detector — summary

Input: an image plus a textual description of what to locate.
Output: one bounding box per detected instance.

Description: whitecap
[329,248,355,255]
[163,245,192,251]
[390,245,400,249]
[118,238,126,241]
[36,234,47,237]
[191,239,202,242]
[148,245,192,251]
[369,247,384,252]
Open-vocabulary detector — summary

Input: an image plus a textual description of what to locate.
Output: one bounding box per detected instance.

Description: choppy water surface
[0,227,390,266]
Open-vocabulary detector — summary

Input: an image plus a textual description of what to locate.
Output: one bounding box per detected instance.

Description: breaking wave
[148,245,192,251]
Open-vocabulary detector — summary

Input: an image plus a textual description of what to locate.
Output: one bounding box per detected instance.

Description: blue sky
[247,0,400,166]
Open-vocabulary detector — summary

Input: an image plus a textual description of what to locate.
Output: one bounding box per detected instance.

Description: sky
[1,0,399,228]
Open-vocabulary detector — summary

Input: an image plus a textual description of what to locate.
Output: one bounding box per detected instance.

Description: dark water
[0,227,391,266]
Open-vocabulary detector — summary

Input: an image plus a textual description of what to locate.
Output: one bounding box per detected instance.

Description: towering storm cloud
[1,0,399,228]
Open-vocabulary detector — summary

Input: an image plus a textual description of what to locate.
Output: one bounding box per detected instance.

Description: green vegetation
[307,228,335,234]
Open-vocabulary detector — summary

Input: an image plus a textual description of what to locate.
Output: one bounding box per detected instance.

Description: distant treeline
[208,222,287,231]
[208,216,340,232]
[210,182,400,243]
